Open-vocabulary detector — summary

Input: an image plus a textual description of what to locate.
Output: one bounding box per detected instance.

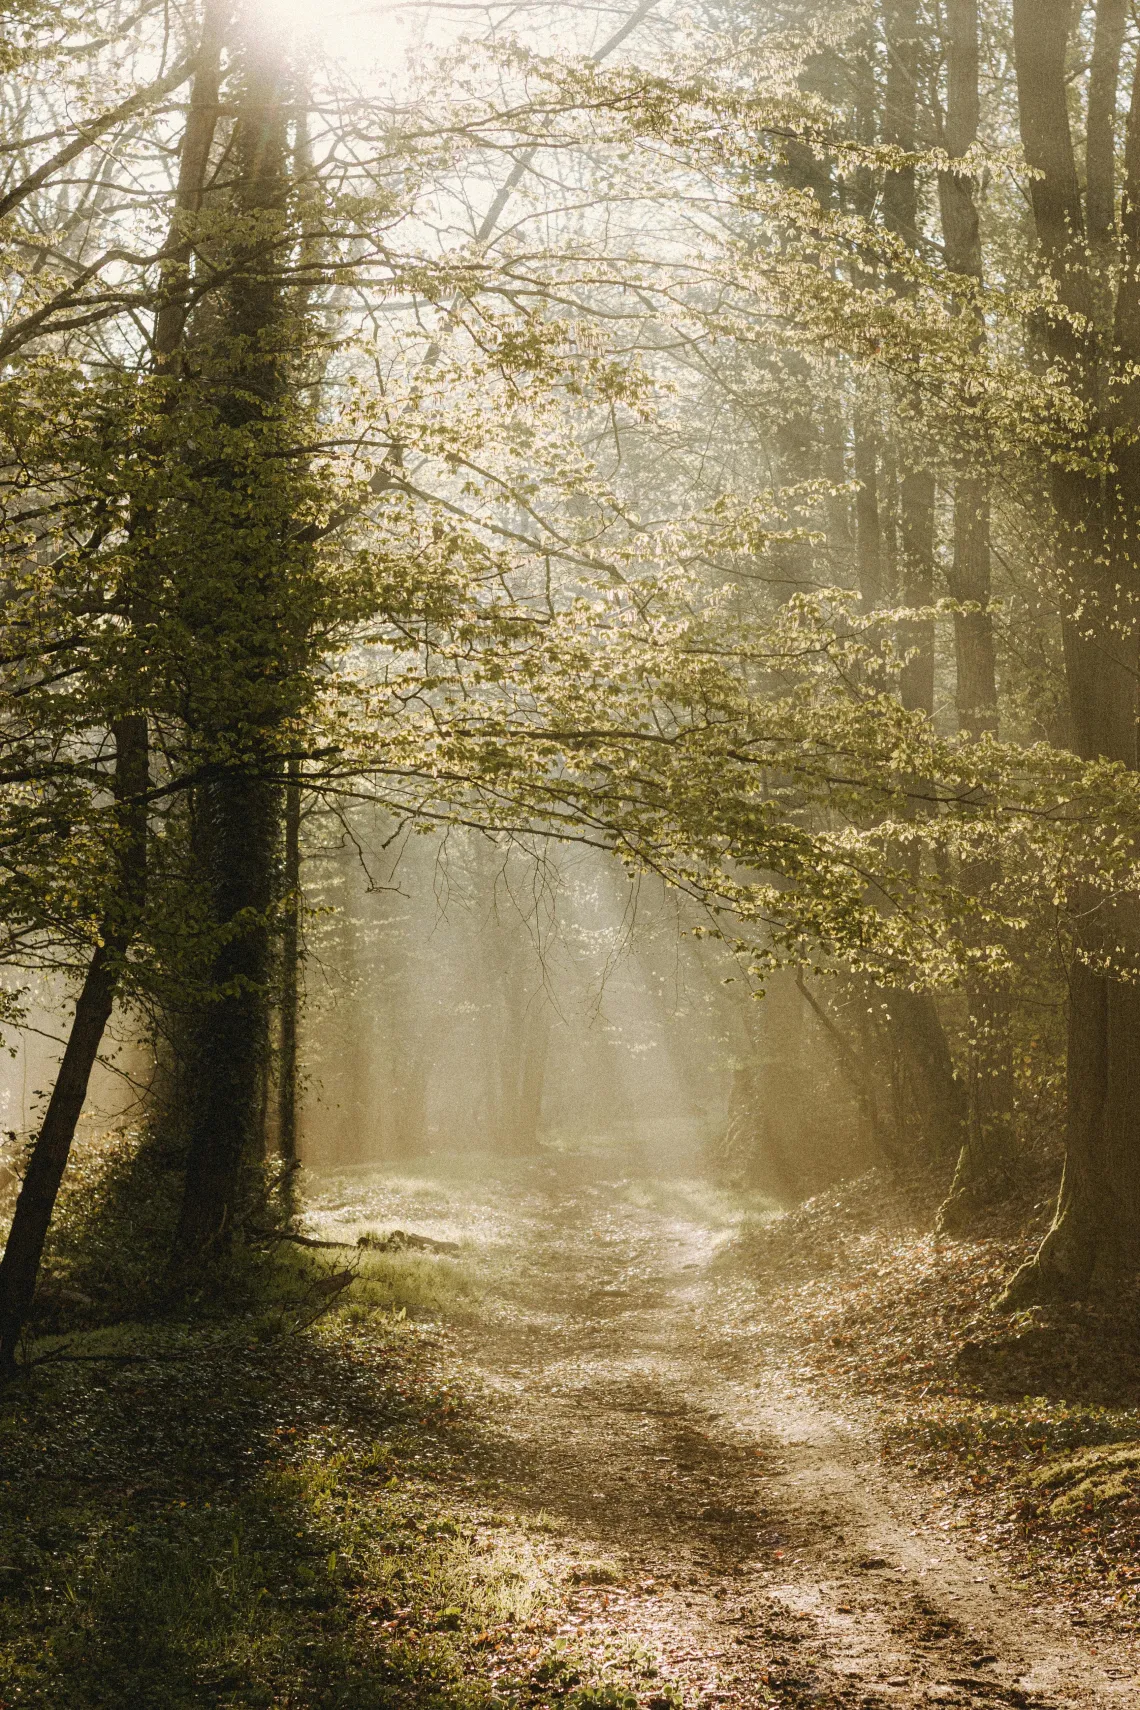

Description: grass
[0,1279,648,1710]
[0,1128,707,1708]
[348,1248,477,1319]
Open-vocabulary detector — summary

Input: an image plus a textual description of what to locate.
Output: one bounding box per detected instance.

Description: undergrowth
[731,1167,1140,1625]
[0,1308,597,1708]
[0,1133,639,1709]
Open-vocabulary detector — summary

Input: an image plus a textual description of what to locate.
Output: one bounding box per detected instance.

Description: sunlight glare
[249,0,398,70]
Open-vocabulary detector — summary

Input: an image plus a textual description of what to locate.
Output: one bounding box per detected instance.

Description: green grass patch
[348,1248,476,1320]
[1029,1441,1140,1517]
[0,1230,647,1709]
[883,1398,1140,1611]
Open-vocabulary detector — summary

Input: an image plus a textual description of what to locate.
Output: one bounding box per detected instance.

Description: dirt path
[310,1161,1140,1709]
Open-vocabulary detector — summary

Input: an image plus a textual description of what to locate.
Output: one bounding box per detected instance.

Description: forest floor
[3,1142,1140,1707]
[299,1146,1140,1710]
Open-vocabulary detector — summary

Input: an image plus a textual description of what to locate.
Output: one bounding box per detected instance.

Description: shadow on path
[310,1155,1140,1710]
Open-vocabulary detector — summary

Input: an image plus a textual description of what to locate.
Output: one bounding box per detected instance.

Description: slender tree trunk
[0,957,116,1371]
[0,717,148,1375]
[854,409,883,614]
[931,0,1015,1229]
[853,402,963,1165]
[796,972,890,1160]
[898,470,935,715]
[277,759,301,1200]
[880,0,971,1175]
[883,0,937,717]
[882,0,921,254]
[849,21,878,221]
[937,0,997,738]
[496,972,549,1154]
[948,489,1016,1222]
[514,997,551,1152]
[948,481,996,734]
[0,8,223,1365]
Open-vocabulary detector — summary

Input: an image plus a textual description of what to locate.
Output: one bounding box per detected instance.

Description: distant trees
[594,0,1140,1299]
[8,0,1140,1364]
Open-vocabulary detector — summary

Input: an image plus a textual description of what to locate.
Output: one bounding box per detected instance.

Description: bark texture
[277,760,302,1198]
[176,769,280,1260]
[933,0,1014,1231]
[852,352,964,1170]
[0,9,223,1368]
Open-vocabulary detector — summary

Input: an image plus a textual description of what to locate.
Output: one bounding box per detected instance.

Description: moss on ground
[1030,1440,1140,1517]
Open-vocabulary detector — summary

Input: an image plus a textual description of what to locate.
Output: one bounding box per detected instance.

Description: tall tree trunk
[883,0,936,716]
[898,469,935,715]
[854,408,883,614]
[0,718,148,1375]
[277,758,301,1202]
[853,407,963,1165]
[933,0,1015,1230]
[948,481,996,736]
[172,13,294,1271]
[882,0,921,253]
[1088,0,1127,286]
[1005,0,1140,1300]
[879,0,968,1171]
[153,1,226,368]
[0,7,223,1367]
[176,769,280,1259]
[937,0,997,738]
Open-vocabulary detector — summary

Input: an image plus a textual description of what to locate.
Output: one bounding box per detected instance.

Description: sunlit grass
[348,1247,477,1318]
[0,1274,630,1709]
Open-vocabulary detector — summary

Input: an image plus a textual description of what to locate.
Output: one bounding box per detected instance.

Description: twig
[250,1227,356,1250]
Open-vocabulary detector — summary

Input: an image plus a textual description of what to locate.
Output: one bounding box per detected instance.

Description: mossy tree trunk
[0,6,225,1370]
[171,12,303,1272]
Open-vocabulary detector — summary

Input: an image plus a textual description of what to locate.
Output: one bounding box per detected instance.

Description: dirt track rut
[314,1164,1140,1709]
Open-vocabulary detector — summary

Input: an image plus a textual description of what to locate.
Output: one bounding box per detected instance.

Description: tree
[1001,0,1140,1299]
[0,1,223,1365]
[10,0,1140,1336]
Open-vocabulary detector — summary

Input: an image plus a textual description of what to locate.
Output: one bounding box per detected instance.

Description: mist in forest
[300,822,737,1179]
[274,812,866,1194]
[0,822,873,1207]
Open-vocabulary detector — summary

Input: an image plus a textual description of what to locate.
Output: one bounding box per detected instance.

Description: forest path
[309,1154,1140,1710]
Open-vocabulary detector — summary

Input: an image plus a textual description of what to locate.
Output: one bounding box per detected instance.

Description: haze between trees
[3,0,1140,1639]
